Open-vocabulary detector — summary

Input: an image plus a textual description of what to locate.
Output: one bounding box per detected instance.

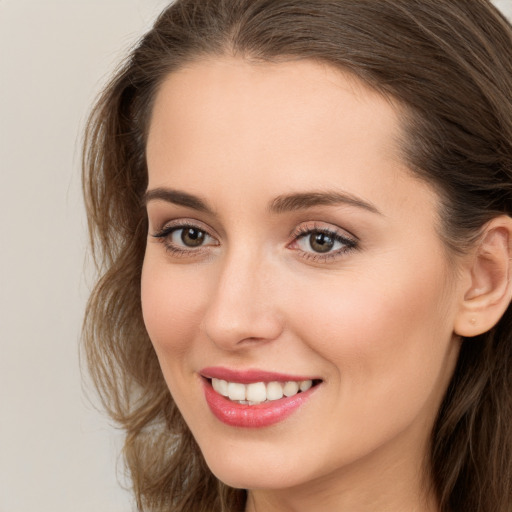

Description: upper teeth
[211,378,313,404]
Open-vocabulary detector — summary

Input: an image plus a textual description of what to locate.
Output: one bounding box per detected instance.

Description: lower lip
[202,379,318,428]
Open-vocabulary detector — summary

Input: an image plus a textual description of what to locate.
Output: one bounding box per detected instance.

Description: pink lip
[201,366,317,384]
[200,367,320,428]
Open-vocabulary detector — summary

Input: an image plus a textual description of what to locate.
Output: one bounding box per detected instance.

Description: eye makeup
[288,222,358,263]
[151,218,358,264]
[152,219,219,258]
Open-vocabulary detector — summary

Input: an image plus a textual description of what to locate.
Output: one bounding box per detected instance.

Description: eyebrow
[269,191,381,215]
[144,187,381,216]
[144,188,214,214]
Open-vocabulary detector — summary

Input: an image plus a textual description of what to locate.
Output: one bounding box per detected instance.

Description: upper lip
[200,366,320,384]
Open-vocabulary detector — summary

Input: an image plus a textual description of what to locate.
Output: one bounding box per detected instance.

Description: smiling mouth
[207,377,321,405]
[201,372,322,427]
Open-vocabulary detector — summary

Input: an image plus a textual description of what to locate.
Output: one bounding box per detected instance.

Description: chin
[210,464,304,491]
[199,441,317,491]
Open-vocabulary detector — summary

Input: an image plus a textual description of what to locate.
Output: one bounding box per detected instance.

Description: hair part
[82,1,512,511]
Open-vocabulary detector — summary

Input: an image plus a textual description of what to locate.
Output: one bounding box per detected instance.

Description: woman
[82,1,512,511]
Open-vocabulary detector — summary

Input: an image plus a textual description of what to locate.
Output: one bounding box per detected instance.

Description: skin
[141,57,467,512]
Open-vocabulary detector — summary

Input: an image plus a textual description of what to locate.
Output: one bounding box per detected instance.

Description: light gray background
[0,2,169,511]
[0,1,510,511]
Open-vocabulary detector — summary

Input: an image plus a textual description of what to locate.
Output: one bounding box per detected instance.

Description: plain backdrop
[0,1,511,511]
[0,2,169,511]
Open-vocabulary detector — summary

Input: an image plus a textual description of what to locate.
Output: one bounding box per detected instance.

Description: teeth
[246,382,267,402]
[212,378,229,397]
[283,381,299,397]
[300,380,312,392]
[227,382,246,401]
[211,378,314,404]
[266,381,284,400]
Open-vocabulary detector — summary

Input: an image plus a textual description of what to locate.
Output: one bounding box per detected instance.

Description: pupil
[310,232,334,253]
[182,228,205,247]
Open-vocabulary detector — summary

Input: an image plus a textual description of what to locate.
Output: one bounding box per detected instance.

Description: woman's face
[142,58,463,499]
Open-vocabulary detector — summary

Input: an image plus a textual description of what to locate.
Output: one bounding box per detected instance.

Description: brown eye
[152,222,218,257]
[181,227,206,247]
[292,226,357,261]
[309,232,335,253]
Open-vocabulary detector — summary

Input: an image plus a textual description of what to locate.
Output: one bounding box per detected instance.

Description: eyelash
[151,221,358,263]
[289,223,358,262]
[152,221,217,258]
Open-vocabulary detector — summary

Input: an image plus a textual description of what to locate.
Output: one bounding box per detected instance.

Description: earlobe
[454,216,512,337]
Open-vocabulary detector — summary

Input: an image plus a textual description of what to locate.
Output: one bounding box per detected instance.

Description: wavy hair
[82,1,512,510]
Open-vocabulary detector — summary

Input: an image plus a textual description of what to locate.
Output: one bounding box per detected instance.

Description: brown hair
[82,1,512,511]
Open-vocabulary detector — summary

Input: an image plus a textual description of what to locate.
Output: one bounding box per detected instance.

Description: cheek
[141,255,207,359]
[288,254,458,404]
[310,277,446,353]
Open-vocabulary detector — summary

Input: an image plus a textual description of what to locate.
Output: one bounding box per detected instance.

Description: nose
[201,249,284,350]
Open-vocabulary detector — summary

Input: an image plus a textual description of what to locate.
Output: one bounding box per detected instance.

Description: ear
[454,216,512,337]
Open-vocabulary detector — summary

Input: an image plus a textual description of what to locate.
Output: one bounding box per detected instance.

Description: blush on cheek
[292,260,453,377]
[141,268,206,356]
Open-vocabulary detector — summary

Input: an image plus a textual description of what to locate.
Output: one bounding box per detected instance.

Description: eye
[289,223,358,262]
[152,221,218,256]
[172,226,208,247]
[297,232,340,253]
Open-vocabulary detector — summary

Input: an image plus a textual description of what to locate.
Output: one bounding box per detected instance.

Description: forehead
[145,57,434,223]
[146,57,402,167]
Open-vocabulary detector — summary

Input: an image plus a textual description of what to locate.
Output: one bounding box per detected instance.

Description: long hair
[82,1,512,510]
